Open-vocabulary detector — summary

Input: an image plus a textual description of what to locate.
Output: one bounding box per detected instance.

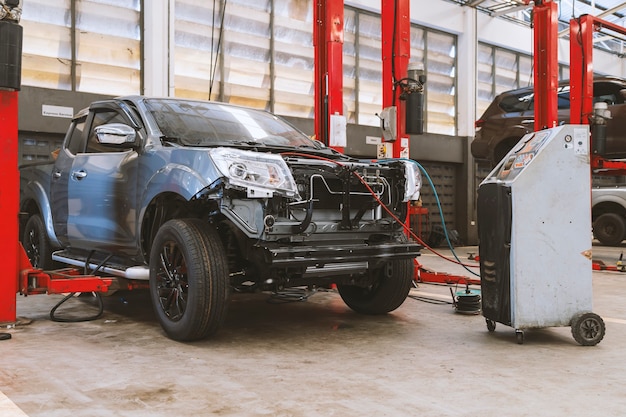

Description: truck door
[50,113,88,246]
[65,103,142,256]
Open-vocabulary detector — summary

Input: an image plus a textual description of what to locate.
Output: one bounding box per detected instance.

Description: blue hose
[381,158,480,278]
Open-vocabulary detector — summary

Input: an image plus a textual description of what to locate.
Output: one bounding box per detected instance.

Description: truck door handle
[72,170,87,180]
[53,171,62,179]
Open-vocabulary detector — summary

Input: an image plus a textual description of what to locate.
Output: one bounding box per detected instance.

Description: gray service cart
[477,125,605,345]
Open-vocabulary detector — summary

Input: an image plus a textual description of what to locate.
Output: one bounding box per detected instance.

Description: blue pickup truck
[19,97,422,341]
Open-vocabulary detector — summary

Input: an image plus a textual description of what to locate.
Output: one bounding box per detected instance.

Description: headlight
[402,161,422,202]
[209,148,299,199]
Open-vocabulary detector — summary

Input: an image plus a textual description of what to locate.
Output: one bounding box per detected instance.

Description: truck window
[65,117,87,155]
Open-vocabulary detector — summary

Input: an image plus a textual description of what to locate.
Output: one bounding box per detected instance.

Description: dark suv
[471,76,626,166]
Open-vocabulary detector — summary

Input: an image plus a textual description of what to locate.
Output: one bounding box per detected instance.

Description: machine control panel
[494,126,589,182]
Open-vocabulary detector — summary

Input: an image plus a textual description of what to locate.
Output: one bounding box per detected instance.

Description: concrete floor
[1,245,625,417]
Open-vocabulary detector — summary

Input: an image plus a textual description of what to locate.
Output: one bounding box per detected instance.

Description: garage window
[477,42,569,119]
[21,0,141,95]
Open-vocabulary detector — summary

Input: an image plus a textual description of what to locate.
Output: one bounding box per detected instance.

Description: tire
[149,218,230,341]
[21,214,55,270]
[337,258,413,315]
[593,213,626,246]
[571,312,605,346]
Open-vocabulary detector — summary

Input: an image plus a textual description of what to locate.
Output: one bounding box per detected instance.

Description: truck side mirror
[94,123,137,147]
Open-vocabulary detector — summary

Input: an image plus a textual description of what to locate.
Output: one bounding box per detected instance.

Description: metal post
[530,0,559,131]
[382,0,410,158]
[0,8,23,325]
[0,90,19,325]
[313,0,344,153]
[570,14,598,126]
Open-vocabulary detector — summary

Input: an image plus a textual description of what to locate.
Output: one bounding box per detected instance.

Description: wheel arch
[138,190,223,263]
[592,201,626,222]
[19,182,62,248]
[137,164,222,262]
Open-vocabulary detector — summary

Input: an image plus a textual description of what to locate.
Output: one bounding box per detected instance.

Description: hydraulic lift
[570,13,626,175]
[523,0,626,175]
[316,0,473,286]
[314,0,424,157]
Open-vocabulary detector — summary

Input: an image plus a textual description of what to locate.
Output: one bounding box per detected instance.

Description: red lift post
[523,0,560,131]
[381,0,410,156]
[0,89,19,325]
[313,0,345,153]
[0,14,23,324]
[380,1,481,286]
[525,4,626,272]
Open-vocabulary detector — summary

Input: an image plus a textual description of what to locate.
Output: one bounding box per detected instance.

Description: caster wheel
[486,319,496,332]
[571,312,605,346]
[515,330,524,345]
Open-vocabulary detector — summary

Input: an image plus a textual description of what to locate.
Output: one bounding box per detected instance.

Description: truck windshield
[144,98,318,148]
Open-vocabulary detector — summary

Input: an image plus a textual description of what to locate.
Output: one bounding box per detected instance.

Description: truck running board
[52,251,149,280]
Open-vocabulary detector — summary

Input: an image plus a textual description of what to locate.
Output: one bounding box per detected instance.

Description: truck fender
[137,163,221,232]
[21,180,62,248]
[591,194,626,217]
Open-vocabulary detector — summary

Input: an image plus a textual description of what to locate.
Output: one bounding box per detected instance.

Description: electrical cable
[412,160,481,276]
[391,0,398,106]
[209,0,217,97]
[50,292,104,323]
[49,254,112,323]
[376,157,481,276]
[450,283,481,314]
[407,293,452,305]
[209,0,227,99]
